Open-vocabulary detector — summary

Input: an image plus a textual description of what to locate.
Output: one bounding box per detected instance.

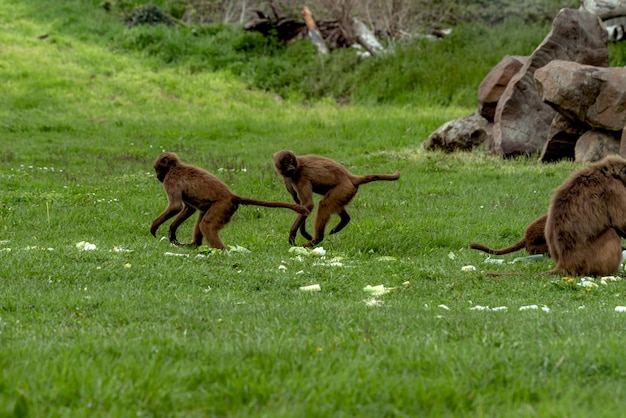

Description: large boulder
[492,8,608,156]
[535,60,626,131]
[421,111,492,153]
[574,129,621,162]
[477,55,526,122]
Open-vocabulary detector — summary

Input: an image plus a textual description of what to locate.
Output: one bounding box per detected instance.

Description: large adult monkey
[469,214,549,256]
[150,152,309,250]
[273,150,400,247]
[546,156,626,276]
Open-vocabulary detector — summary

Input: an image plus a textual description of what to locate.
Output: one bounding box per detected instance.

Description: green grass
[3,0,626,416]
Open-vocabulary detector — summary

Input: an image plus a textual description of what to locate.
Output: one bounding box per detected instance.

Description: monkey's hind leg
[329,209,351,235]
[198,202,237,250]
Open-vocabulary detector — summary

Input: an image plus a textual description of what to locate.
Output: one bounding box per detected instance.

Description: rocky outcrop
[492,8,608,156]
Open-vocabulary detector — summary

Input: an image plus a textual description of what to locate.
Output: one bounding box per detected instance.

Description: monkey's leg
[304,187,355,247]
[289,214,308,245]
[167,206,197,245]
[329,209,350,235]
[185,211,205,246]
[299,222,313,241]
[198,202,236,250]
[554,229,622,276]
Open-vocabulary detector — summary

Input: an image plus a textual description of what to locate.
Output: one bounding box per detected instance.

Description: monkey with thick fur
[273,150,400,247]
[469,214,549,256]
[151,152,309,250]
[546,156,626,276]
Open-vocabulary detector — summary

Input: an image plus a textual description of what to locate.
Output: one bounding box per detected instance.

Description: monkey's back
[167,164,234,210]
[546,157,626,259]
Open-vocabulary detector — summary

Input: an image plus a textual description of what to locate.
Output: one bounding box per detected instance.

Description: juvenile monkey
[546,156,626,276]
[273,150,400,247]
[469,214,549,256]
[150,152,309,250]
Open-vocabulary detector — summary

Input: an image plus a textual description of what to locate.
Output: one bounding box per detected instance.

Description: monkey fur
[151,152,309,250]
[546,156,626,276]
[469,214,549,256]
[273,150,400,247]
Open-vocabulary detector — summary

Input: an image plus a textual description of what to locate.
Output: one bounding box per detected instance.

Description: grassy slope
[2,1,626,417]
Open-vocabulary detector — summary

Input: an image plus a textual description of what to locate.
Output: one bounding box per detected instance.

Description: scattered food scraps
[299,284,321,292]
[76,241,96,251]
[461,265,476,272]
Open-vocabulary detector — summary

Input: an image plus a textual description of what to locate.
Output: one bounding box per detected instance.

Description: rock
[492,8,608,156]
[478,55,526,122]
[421,111,492,153]
[540,113,587,162]
[574,130,621,162]
[535,60,626,131]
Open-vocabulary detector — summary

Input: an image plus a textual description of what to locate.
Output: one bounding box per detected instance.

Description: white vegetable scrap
[438,304,450,311]
[461,265,477,272]
[364,297,383,307]
[363,284,388,295]
[76,241,97,251]
[227,245,251,253]
[470,305,508,311]
[164,252,189,258]
[299,284,321,292]
[483,257,504,265]
[615,306,626,312]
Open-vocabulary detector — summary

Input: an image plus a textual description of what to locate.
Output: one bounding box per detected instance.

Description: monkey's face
[275,151,299,178]
[154,153,178,183]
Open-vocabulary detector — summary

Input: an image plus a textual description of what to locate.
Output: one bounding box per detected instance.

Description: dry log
[302,7,328,54]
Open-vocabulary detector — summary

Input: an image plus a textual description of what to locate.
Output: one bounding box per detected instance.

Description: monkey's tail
[235,196,310,215]
[353,170,401,186]
[469,239,525,255]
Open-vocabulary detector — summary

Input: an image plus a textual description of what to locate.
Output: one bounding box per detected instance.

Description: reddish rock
[478,56,526,122]
[492,8,608,156]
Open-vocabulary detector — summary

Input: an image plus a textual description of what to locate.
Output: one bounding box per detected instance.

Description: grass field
[3,1,626,416]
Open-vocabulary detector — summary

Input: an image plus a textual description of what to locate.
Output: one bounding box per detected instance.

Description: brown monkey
[273,150,400,247]
[546,156,626,276]
[150,152,309,250]
[469,214,549,256]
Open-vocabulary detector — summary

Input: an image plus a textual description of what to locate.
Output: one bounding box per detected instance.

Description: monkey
[273,150,400,247]
[469,214,549,256]
[546,156,626,276]
[150,152,310,250]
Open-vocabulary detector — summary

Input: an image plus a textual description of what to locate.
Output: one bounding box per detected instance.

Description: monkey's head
[154,152,180,183]
[273,150,299,178]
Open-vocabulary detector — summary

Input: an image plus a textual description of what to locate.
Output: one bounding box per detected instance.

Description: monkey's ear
[160,156,169,165]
